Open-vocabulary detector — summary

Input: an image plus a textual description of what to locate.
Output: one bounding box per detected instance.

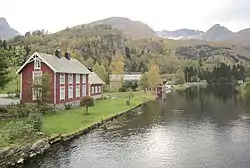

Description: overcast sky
[1,0,250,34]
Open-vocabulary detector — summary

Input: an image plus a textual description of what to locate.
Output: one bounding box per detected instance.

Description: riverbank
[0,91,155,167]
[0,91,155,148]
[173,82,207,91]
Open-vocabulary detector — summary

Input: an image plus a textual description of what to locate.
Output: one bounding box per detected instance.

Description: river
[23,85,250,168]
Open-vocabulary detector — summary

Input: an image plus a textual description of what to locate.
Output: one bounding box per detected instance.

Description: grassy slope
[0,91,155,148]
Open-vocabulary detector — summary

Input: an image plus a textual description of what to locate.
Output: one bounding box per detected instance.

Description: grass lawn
[0,91,155,148]
[42,91,154,135]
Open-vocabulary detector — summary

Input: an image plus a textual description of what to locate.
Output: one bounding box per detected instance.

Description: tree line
[184,62,246,83]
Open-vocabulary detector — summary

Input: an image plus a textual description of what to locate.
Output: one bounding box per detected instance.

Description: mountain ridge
[0,17,19,40]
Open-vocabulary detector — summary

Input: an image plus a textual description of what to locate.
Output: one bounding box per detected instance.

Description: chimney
[55,49,61,59]
[88,67,92,72]
[65,51,70,60]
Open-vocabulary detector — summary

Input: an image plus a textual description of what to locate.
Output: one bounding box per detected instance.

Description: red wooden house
[88,71,105,99]
[16,50,92,107]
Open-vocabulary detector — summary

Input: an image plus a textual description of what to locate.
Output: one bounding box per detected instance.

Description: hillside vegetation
[8,23,250,75]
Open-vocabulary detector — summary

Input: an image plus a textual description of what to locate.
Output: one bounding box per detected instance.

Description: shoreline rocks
[0,101,151,167]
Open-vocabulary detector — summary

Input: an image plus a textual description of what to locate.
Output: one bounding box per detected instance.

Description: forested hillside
[3,22,249,89]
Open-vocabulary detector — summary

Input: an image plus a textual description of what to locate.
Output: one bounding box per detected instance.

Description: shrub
[64,103,73,110]
[80,96,95,113]
[0,121,35,143]
[0,106,8,114]
[26,113,43,131]
[7,103,32,118]
[37,105,55,114]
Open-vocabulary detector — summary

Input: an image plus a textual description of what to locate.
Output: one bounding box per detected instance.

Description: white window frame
[91,86,95,94]
[95,86,98,93]
[34,58,41,70]
[82,84,86,96]
[60,86,65,100]
[76,85,80,98]
[82,74,86,84]
[32,71,42,84]
[68,86,73,99]
[76,74,80,84]
[60,74,65,84]
[32,88,42,101]
[68,74,73,84]
[99,86,101,93]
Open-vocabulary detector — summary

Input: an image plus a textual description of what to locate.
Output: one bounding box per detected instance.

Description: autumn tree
[93,62,108,83]
[109,51,125,90]
[109,51,125,75]
[146,61,161,90]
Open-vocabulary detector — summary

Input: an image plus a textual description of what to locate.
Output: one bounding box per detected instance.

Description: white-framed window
[76,86,80,98]
[82,74,86,84]
[99,86,102,93]
[68,86,73,99]
[76,74,80,84]
[32,88,42,101]
[60,86,65,100]
[82,85,86,96]
[60,74,65,84]
[91,86,95,94]
[68,74,73,84]
[34,58,41,70]
[32,71,42,84]
[95,86,98,93]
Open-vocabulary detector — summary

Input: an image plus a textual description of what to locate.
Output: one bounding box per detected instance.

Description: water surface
[23,85,250,168]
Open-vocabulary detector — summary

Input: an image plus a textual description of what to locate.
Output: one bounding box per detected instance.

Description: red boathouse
[16,50,93,107]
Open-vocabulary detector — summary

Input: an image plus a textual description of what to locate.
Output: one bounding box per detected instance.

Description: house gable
[17,52,57,74]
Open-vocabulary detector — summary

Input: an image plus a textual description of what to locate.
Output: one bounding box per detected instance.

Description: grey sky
[0,0,249,34]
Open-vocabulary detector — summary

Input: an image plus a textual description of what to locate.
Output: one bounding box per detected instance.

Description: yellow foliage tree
[109,51,125,91]
[109,51,125,78]
[146,61,161,90]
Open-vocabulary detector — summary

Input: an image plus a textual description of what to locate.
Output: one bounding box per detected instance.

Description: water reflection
[23,85,250,168]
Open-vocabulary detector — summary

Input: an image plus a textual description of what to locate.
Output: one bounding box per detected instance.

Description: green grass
[42,92,154,135]
[0,91,155,148]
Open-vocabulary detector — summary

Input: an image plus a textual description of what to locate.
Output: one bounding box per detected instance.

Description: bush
[7,103,33,118]
[26,113,43,131]
[64,103,73,110]
[0,120,35,143]
[0,106,8,114]
[37,105,55,114]
[118,81,138,92]
[80,96,95,113]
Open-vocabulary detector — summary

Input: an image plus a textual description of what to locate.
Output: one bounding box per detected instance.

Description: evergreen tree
[0,50,10,89]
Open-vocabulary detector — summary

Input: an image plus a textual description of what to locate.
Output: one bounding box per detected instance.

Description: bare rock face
[0,17,19,40]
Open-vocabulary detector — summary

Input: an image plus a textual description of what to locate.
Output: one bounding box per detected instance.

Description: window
[34,58,41,70]
[91,86,95,94]
[68,86,73,99]
[76,74,80,84]
[60,74,65,84]
[82,85,86,96]
[32,88,41,100]
[68,74,73,84]
[82,74,86,84]
[32,71,42,84]
[76,86,80,98]
[60,86,65,100]
[99,86,102,93]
